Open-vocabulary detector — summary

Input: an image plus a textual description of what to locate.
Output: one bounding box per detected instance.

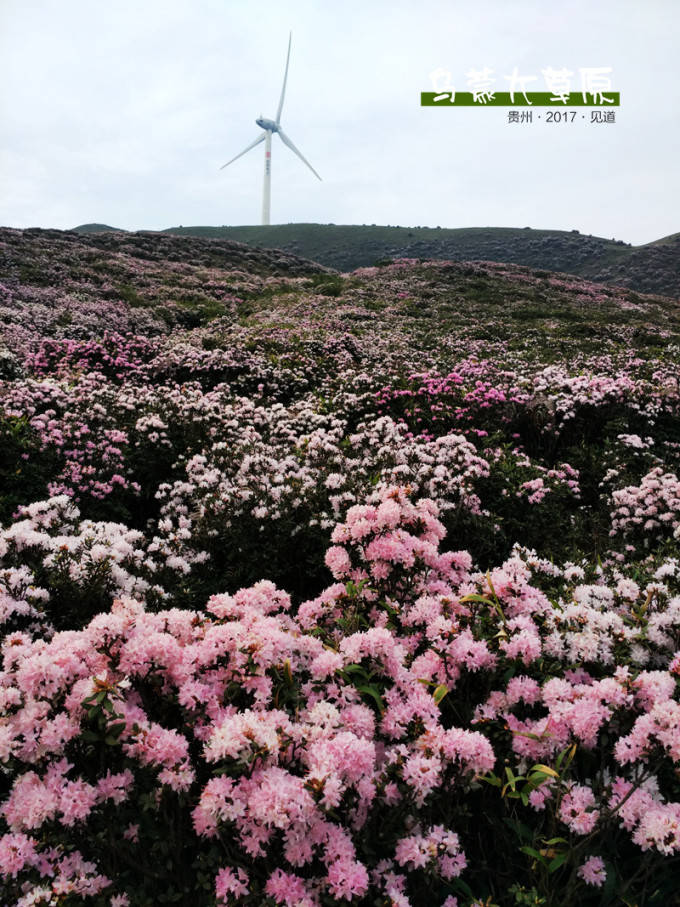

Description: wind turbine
[220,32,321,225]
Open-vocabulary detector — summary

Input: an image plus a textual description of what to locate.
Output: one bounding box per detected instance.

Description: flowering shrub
[2,230,680,904]
[0,487,679,906]
[27,333,159,381]
[609,466,680,544]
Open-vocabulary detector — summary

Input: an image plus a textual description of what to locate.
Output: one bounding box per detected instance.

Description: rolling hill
[72,222,680,299]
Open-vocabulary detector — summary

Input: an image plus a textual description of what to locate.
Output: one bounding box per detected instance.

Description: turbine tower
[220,32,321,225]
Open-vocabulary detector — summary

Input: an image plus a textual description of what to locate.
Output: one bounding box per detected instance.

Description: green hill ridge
[72,222,680,299]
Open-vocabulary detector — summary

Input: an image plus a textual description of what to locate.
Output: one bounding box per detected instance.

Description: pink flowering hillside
[1,228,680,906]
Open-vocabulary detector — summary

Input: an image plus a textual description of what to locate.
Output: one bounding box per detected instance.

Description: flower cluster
[1,486,679,905]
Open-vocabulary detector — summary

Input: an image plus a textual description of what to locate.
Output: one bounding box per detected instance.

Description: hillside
[581,230,680,296]
[160,223,625,271]
[9,226,330,278]
[2,226,680,905]
[3,225,679,357]
[72,222,680,300]
[3,224,680,578]
[5,226,680,360]
[1,226,331,330]
[150,224,680,299]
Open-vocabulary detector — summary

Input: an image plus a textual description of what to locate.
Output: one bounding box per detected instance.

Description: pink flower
[265,868,310,905]
[578,855,606,887]
[215,866,249,901]
[59,778,98,825]
[326,859,370,900]
[0,832,38,877]
[559,784,599,835]
[325,545,352,577]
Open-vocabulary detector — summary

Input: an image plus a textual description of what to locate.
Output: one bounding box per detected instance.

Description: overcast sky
[1,0,678,244]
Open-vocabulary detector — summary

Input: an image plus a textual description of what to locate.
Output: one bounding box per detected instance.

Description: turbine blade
[220,133,265,169]
[275,32,292,125]
[277,127,322,180]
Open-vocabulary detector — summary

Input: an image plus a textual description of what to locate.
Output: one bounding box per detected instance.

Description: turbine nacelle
[256,117,279,132]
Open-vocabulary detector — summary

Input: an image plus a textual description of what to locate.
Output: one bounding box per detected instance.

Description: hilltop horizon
[58,221,680,301]
[68,221,676,247]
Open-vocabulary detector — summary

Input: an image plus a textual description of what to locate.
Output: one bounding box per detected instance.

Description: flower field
[1,227,680,905]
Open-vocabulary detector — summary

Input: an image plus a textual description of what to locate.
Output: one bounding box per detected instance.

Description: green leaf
[525,776,545,792]
[433,684,449,705]
[459,593,493,605]
[486,571,500,601]
[479,772,502,788]
[555,742,577,772]
[501,769,521,796]
[356,685,385,713]
[548,852,568,873]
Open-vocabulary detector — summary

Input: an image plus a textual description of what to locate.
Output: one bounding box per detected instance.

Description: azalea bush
[1,487,680,906]
[2,230,680,904]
